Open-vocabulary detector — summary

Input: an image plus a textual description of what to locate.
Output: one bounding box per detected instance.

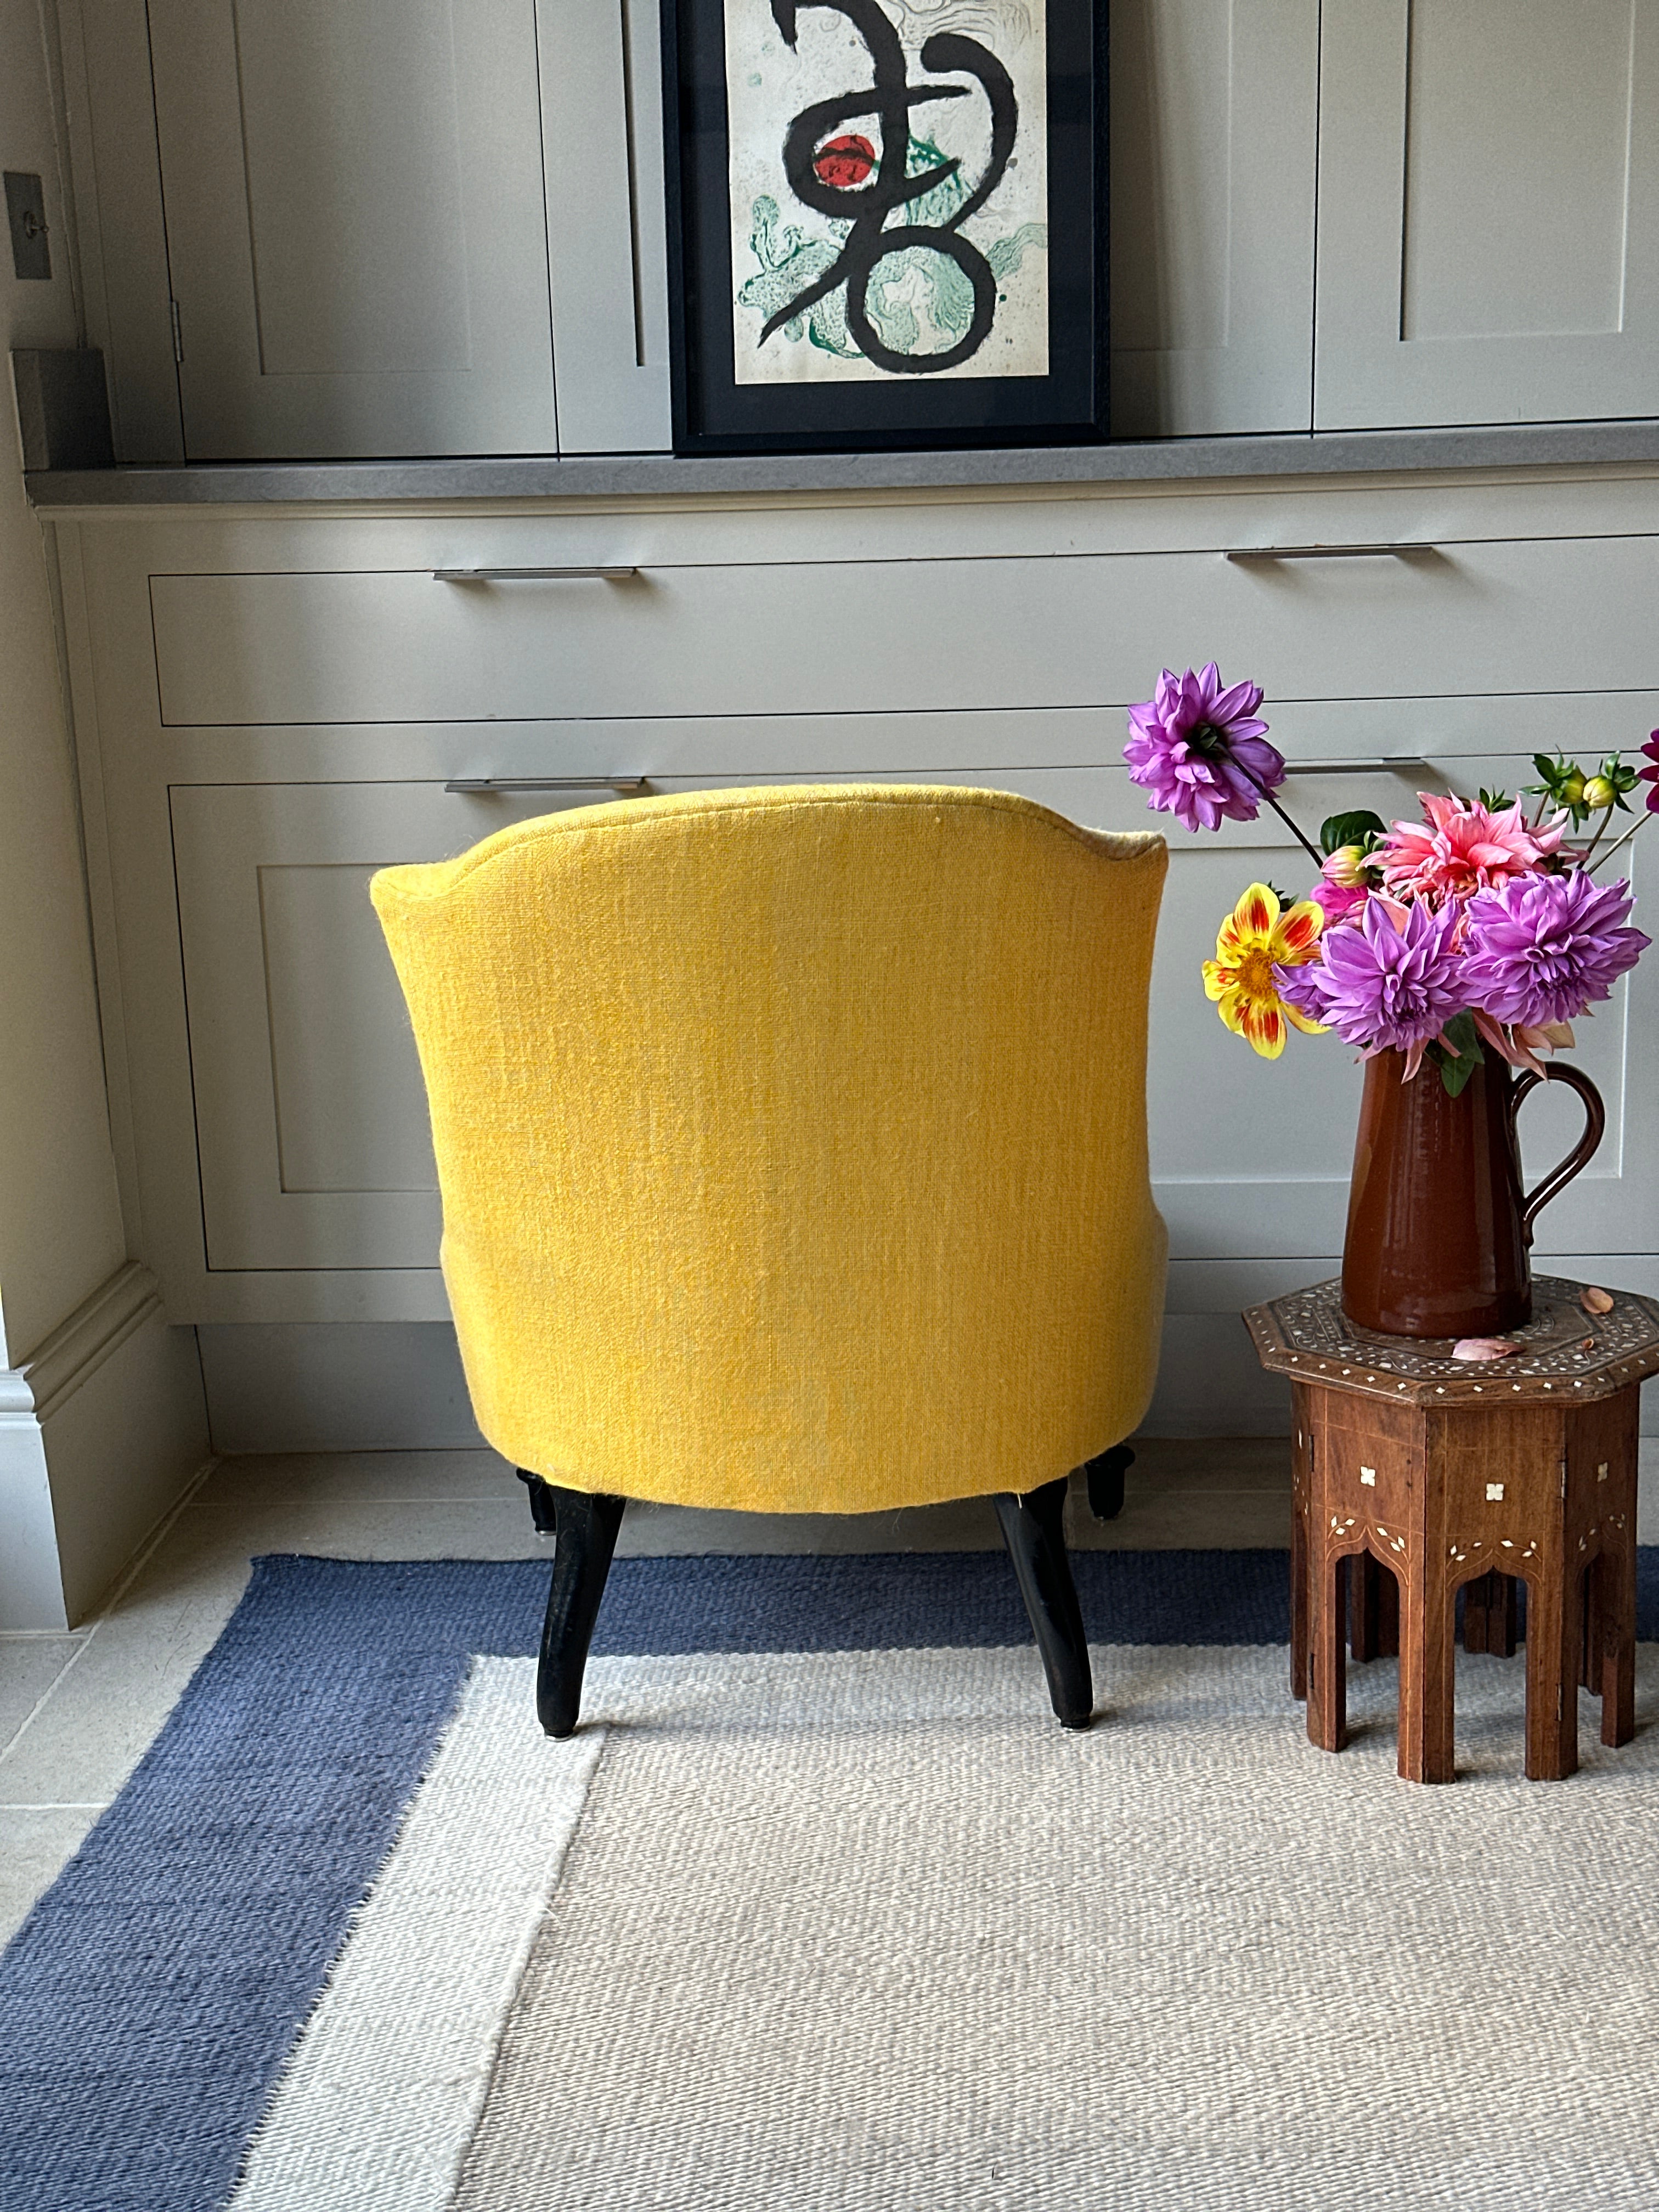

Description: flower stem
[1580,804,1616,867]
[1227,759,1326,868]
[1585,812,1648,877]
[1262,789,1327,870]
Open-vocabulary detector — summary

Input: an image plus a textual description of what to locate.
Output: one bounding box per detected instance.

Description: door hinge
[169,297,183,365]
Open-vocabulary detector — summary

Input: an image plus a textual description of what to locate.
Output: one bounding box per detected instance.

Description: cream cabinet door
[171,780,582,1271]
[1109,0,1319,435]
[540,0,672,452]
[1316,0,1659,428]
[147,0,558,458]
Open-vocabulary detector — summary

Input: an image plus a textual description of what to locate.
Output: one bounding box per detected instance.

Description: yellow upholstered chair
[373,784,1168,1733]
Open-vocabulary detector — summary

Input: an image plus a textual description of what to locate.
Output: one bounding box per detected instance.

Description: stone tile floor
[1,1438,1650,1948]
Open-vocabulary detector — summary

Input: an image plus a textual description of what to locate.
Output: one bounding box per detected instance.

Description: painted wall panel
[1317,0,1659,427]
[1110,0,1318,434]
[146,0,557,455]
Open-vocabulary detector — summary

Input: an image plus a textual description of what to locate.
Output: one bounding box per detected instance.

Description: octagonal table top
[1244,1274,1659,1410]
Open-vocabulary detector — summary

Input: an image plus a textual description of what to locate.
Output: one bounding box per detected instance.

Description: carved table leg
[1349,1551,1400,1661]
[1397,1558,1456,1784]
[1590,1538,1637,1749]
[1576,1385,1640,1751]
[1493,1571,1519,1657]
[1307,1547,1347,1754]
[1523,1562,1583,1782]
[1463,1570,1519,1658]
[1290,1386,1314,1703]
[1580,1562,1602,1692]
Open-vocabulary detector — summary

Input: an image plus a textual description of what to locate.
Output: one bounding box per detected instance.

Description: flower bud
[1321,844,1368,888]
[1583,774,1617,810]
[1557,767,1586,807]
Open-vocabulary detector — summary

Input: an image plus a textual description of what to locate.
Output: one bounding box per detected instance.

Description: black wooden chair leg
[516,1466,558,1534]
[995,1475,1094,1730]
[1084,1444,1135,1522]
[522,1477,627,1739]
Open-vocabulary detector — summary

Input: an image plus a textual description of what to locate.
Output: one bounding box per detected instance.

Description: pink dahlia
[1459,871,1649,1029]
[1377,793,1569,906]
[1308,874,1367,926]
[1124,664,1286,834]
[1276,895,1464,1065]
[1638,731,1659,815]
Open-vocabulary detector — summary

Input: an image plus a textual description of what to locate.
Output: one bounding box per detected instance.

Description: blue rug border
[4,1543,1658,2212]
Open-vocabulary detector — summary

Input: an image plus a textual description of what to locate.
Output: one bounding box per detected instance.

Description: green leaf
[1318,808,1387,857]
[1438,1053,1481,1098]
[1527,752,1592,821]
[1434,1012,1485,1098]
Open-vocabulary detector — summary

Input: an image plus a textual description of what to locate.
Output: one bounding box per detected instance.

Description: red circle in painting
[812,134,876,188]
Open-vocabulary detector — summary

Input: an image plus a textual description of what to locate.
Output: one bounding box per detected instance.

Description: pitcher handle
[1509,1064,1606,1248]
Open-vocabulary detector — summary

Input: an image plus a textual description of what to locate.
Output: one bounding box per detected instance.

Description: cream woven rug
[235,1645,1659,2211]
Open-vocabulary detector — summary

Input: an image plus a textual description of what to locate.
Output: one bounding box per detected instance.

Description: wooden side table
[1246,1276,1659,1784]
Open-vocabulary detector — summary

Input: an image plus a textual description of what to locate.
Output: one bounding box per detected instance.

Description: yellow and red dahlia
[1202,883,1327,1059]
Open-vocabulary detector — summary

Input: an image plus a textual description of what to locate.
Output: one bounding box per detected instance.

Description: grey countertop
[25,417,1659,508]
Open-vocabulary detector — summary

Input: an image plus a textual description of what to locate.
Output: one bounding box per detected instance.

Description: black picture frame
[661,0,1108,455]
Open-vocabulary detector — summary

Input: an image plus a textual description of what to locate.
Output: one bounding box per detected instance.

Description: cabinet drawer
[168,759,1655,1286]
[150,535,1659,728]
[174,772,1143,1271]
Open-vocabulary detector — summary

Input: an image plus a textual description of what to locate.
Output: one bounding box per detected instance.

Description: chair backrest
[372,784,1167,1513]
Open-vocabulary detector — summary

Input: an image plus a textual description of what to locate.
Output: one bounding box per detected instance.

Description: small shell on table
[1579,1285,1616,1316]
[1452,1337,1521,1362]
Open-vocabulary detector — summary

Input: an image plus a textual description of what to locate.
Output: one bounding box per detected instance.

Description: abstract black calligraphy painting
[662,0,1105,452]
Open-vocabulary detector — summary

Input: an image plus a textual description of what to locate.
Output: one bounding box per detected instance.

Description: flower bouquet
[1124,664,1654,1337]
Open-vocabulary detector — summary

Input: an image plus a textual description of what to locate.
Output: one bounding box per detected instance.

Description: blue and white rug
[3,1551,1658,2212]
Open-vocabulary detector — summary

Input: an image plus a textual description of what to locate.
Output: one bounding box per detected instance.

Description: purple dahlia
[1124,663,1286,834]
[1274,895,1464,1056]
[1460,870,1649,1028]
[1274,956,1335,1030]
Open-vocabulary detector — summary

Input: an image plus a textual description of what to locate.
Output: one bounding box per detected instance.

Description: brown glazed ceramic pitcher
[1341,1050,1606,1339]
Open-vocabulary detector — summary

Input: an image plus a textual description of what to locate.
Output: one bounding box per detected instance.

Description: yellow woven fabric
[372,785,1167,1513]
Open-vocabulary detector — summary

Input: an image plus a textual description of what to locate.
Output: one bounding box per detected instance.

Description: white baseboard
[197,1322,487,1454]
[194,1259,1659,1465]
[0,1262,211,1628]
[1141,1316,1293,1438]
[194,1313,1311,1456]
[196,1318,1288,1457]
[0,1388,67,1630]
[1150,1254,1658,1438]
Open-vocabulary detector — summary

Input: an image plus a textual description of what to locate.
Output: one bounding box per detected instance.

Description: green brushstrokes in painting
[736,137,1047,363]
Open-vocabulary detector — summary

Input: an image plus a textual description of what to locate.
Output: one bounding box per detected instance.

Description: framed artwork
[662,0,1106,453]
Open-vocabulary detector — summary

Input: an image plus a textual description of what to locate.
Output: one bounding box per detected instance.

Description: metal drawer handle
[1282,756,1426,776]
[1223,543,1437,562]
[444,776,648,794]
[432,566,639,582]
